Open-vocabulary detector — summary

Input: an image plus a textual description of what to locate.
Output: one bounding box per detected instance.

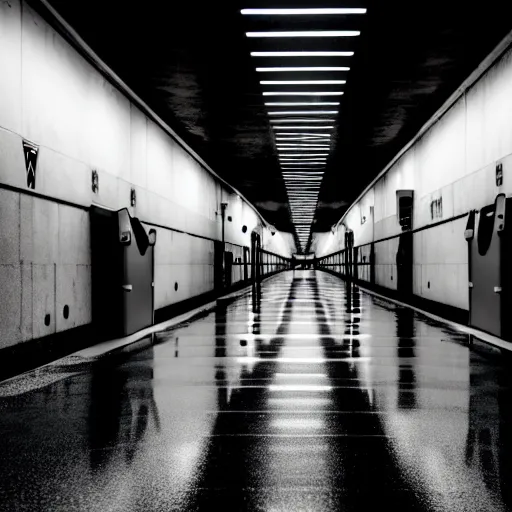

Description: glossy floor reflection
[1,270,512,511]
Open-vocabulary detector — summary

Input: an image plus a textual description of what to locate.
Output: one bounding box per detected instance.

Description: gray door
[468,194,506,337]
[119,210,155,336]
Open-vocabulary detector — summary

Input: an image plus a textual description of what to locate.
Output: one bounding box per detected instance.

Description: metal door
[466,194,506,337]
[118,210,156,336]
[90,207,156,338]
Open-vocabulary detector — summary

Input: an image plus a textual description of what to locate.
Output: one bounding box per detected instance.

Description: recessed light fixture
[242,8,366,15]
[246,31,360,38]
[277,139,330,142]
[251,51,354,57]
[276,134,331,138]
[261,80,346,85]
[279,150,329,153]
[269,111,338,115]
[263,92,344,96]
[271,119,334,123]
[266,102,341,106]
[279,153,329,157]
[274,126,334,130]
[257,67,350,73]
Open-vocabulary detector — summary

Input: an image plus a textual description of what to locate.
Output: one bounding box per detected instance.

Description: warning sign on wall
[22,140,39,190]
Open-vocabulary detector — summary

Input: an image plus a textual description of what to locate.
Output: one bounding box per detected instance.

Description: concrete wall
[0,0,294,349]
[313,40,512,312]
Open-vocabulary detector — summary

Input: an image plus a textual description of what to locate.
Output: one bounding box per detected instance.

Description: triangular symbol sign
[22,140,39,190]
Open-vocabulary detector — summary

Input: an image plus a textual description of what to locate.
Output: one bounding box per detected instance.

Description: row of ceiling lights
[242,7,366,252]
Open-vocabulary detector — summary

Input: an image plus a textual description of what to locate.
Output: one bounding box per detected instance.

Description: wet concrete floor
[1,270,512,511]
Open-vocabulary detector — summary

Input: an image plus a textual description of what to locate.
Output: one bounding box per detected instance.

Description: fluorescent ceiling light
[247,31,360,38]
[242,8,366,15]
[279,140,330,144]
[258,67,349,73]
[276,133,331,136]
[276,133,331,137]
[271,119,334,123]
[269,111,338,115]
[267,102,340,106]
[251,51,354,57]
[262,80,345,85]
[280,153,329,157]
[263,92,344,96]
[277,144,330,147]
[279,149,329,152]
[277,138,330,142]
[274,126,334,130]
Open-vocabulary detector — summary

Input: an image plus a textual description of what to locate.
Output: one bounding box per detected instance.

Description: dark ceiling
[35,0,512,250]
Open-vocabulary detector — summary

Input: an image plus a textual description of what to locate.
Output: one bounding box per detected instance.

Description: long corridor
[1,270,512,511]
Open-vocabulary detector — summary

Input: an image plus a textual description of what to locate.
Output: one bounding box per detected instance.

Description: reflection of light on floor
[275,373,328,379]
[271,417,325,430]
[237,356,259,371]
[237,357,372,364]
[268,384,333,392]
[267,397,332,407]
[175,440,204,476]
[268,444,330,453]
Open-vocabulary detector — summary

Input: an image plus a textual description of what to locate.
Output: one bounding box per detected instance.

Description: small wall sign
[91,170,99,193]
[430,197,443,220]
[22,140,39,189]
[496,163,503,186]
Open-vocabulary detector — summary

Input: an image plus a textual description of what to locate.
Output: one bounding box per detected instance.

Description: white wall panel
[313,44,512,316]
[0,0,22,134]
[0,0,294,351]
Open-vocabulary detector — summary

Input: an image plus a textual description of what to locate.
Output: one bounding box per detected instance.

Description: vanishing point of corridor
[0,271,511,511]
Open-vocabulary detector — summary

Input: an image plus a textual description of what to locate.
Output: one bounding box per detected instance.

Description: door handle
[122,284,133,292]
[494,286,502,293]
